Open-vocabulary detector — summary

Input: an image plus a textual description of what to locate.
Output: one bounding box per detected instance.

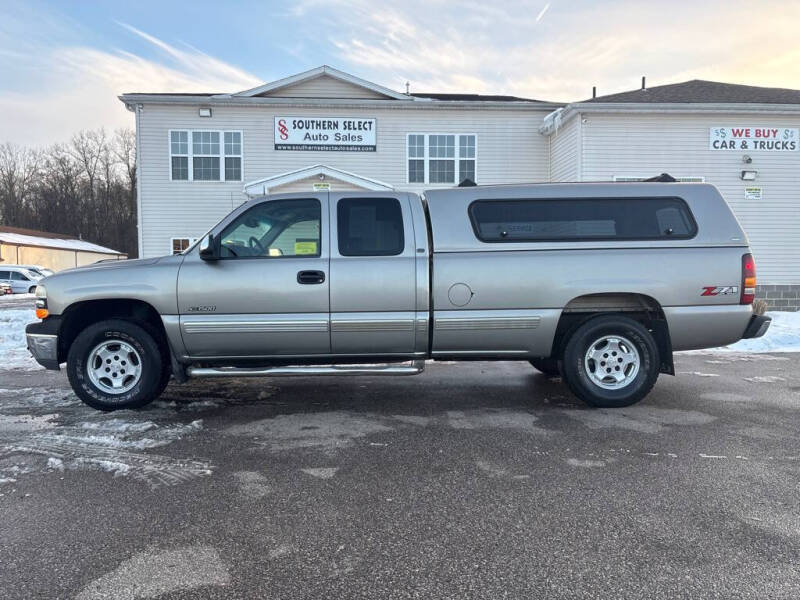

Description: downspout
[127,102,144,258]
[576,113,583,182]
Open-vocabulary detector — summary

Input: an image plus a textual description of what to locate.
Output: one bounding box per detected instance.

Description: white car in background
[15,264,54,278]
[0,266,43,294]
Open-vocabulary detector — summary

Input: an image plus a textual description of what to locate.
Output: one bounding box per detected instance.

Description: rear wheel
[28,286,37,294]
[529,358,561,377]
[67,319,166,411]
[562,315,659,408]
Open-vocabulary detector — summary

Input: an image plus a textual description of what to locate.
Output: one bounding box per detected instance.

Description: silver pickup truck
[26,182,770,411]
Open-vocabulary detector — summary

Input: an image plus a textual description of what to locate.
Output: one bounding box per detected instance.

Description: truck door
[177,195,330,358]
[328,193,421,356]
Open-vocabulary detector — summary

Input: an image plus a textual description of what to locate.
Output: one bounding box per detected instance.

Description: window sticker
[294,240,318,255]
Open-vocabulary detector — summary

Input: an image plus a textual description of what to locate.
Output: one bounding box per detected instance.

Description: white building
[0,226,126,271]
[120,67,800,309]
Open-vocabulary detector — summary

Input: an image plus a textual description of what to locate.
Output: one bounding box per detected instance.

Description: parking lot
[1,305,799,599]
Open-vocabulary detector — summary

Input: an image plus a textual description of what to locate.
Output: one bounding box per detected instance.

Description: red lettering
[754,128,776,138]
[732,128,746,137]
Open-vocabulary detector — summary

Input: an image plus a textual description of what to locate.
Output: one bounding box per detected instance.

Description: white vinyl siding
[612,176,705,182]
[264,75,389,99]
[406,133,477,184]
[577,112,800,284]
[169,130,243,182]
[549,116,579,182]
[139,104,549,258]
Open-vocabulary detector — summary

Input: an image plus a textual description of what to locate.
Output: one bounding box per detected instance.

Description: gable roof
[233,65,413,100]
[0,226,124,255]
[410,92,549,103]
[585,79,800,104]
[243,164,394,196]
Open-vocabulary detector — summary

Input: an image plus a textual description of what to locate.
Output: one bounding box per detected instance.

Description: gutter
[540,101,800,134]
[119,94,564,112]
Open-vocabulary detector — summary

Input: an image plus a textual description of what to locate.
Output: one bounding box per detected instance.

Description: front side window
[469,197,697,242]
[407,134,476,184]
[337,198,404,256]
[220,198,321,259]
[169,130,243,182]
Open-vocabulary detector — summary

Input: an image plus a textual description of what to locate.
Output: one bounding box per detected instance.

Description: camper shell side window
[468,197,697,243]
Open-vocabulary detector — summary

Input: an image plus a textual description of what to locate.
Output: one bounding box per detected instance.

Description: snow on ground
[0,385,211,488]
[0,293,34,302]
[0,308,39,370]
[697,311,800,353]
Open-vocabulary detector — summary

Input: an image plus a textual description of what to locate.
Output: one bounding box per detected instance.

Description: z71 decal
[701,286,739,297]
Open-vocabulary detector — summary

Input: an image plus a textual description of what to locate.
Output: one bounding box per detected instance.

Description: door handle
[297,270,325,284]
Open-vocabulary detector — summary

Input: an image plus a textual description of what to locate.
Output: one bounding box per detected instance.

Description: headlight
[34,285,48,319]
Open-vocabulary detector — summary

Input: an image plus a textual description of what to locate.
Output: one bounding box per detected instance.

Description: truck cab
[176,191,429,359]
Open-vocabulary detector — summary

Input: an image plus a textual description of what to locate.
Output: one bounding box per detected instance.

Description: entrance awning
[243,164,394,196]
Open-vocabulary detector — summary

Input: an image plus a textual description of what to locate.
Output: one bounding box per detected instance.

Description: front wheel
[562,315,659,408]
[67,319,166,411]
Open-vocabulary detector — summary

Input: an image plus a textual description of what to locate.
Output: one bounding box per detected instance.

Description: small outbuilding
[0,226,126,272]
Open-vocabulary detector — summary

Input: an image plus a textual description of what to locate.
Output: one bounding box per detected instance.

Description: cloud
[3,0,800,146]
[536,3,551,22]
[302,0,800,101]
[0,22,261,146]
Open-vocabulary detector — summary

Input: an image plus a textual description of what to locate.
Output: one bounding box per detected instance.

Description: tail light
[741,253,756,305]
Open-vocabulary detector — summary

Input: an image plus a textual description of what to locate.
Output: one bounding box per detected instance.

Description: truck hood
[41,255,183,316]
[58,256,164,274]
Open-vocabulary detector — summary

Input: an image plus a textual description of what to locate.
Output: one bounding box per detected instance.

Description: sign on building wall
[744,186,763,201]
[709,127,798,151]
[274,117,377,151]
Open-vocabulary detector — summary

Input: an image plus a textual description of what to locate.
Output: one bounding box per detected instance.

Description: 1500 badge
[701,286,738,296]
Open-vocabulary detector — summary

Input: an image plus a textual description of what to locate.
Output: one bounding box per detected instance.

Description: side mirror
[198,234,219,261]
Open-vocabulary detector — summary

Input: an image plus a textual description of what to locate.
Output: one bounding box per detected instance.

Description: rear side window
[469,197,697,242]
[337,198,405,256]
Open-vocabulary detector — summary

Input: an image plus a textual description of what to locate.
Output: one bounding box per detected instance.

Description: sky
[2,0,800,146]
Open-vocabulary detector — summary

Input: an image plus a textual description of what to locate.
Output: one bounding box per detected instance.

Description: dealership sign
[275,117,376,151]
[710,126,798,151]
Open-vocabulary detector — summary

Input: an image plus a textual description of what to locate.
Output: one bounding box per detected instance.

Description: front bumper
[742,314,771,339]
[25,317,62,370]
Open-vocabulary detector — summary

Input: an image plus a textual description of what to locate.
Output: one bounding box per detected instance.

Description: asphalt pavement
[0,345,799,599]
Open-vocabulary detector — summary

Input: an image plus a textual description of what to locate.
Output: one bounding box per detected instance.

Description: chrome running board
[187,360,426,378]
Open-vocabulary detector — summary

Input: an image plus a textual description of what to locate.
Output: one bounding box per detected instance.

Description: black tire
[562,315,659,408]
[67,319,166,411]
[529,358,561,377]
[28,286,37,294]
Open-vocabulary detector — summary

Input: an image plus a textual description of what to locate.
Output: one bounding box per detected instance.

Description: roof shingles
[584,79,800,104]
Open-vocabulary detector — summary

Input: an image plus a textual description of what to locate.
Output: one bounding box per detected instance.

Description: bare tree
[0,143,40,226]
[0,128,139,257]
